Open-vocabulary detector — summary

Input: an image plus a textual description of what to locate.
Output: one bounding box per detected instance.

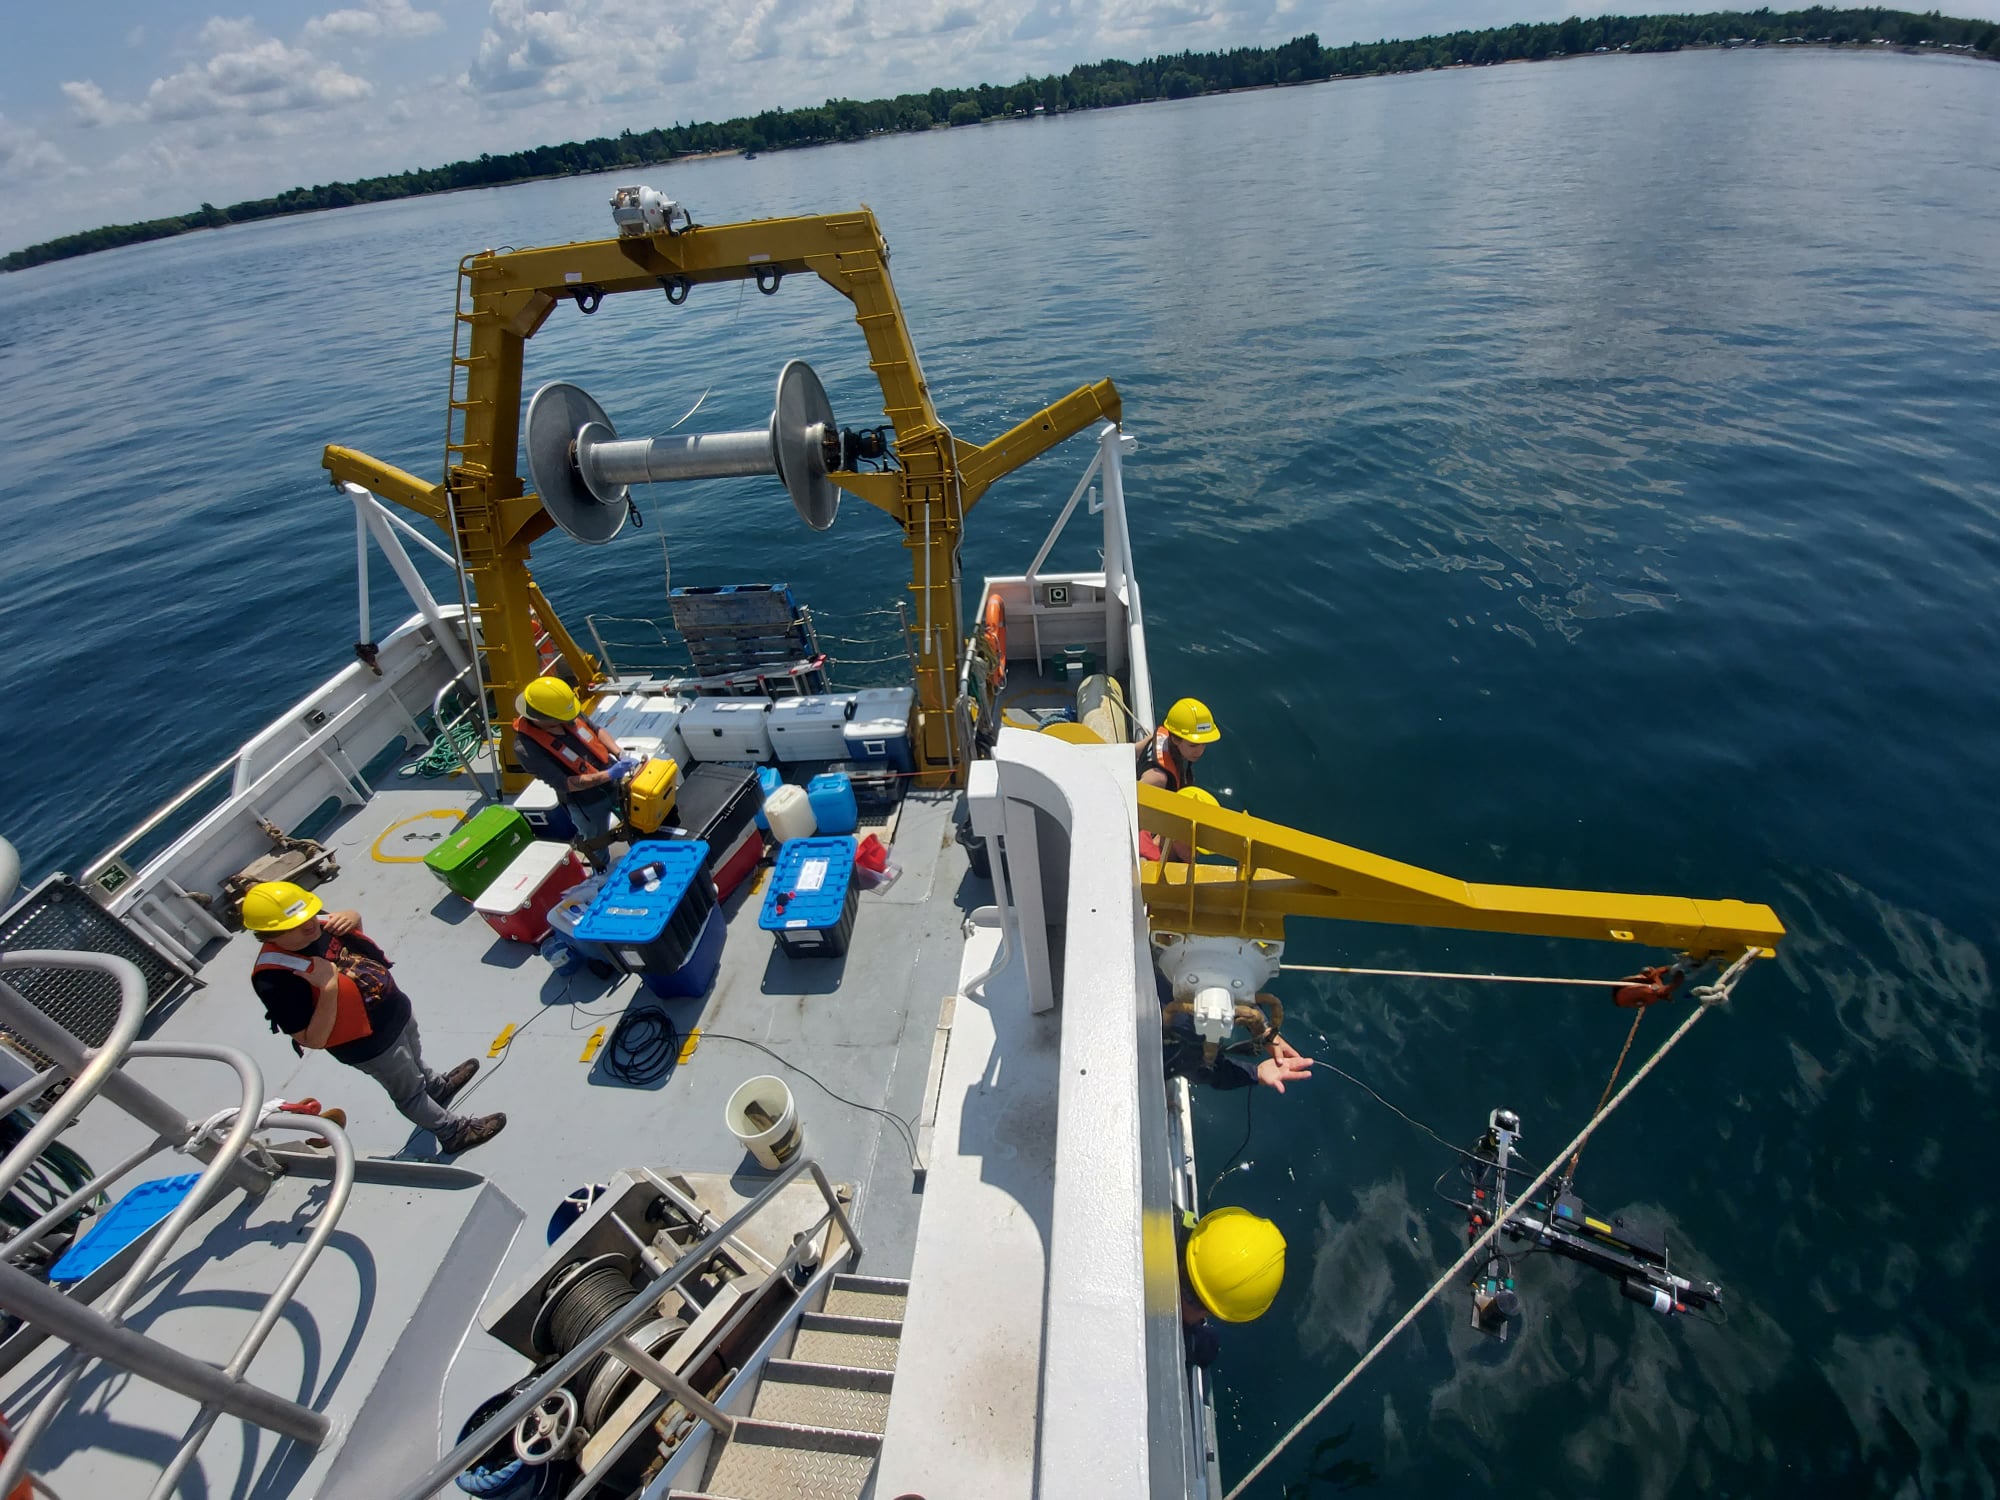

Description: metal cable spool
[580,1313,689,1430]
[529,1253,638,1409]
[525,360,842,545]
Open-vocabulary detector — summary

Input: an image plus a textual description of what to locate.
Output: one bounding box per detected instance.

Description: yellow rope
[370,808,466,863]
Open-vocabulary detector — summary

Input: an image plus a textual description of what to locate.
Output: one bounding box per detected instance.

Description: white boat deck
[0,765,987,1498]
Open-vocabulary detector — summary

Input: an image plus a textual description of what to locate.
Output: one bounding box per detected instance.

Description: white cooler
[768,695,856,763]
[594,694,689,771]
[845,686,916,773]
[680,697,775,763]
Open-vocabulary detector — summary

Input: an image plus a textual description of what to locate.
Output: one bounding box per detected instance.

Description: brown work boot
[429,1059,479,1108]
[438,1112,506,1155]
[306,1107,348,1149]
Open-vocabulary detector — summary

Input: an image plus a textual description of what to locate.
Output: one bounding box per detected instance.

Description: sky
[5,0,1996,249]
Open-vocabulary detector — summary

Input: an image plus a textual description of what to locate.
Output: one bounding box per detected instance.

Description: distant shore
[9,12,1995,274]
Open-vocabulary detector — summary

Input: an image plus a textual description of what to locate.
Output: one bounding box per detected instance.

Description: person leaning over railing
[242,882,506,1155]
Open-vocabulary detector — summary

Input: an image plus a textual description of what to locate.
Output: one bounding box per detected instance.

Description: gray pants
[348,1016,458,1137]
[569,799,626,871]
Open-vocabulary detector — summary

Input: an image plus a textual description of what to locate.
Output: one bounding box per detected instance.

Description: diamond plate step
[822,1276,908,1321]
[702,1417,881,1500]
[752,1359,894,1434]
[790,1311,904,1372]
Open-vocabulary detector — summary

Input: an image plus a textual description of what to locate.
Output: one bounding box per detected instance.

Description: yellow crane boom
[1135,783,1784,955]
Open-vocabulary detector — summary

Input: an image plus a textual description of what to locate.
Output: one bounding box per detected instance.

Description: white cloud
[64,20,374,130]
[0,114,68,185]
[306,0,447,44]
[61,81,139,129]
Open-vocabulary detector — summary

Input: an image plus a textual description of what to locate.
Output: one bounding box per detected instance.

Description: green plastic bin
[424,806,534,900]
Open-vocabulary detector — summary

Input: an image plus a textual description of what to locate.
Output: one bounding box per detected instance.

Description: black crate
[771,877,859,959]
[579,844,718,975]
[669,764,762,868]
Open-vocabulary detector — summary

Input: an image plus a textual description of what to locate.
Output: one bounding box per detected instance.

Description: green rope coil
[399,717,487,779]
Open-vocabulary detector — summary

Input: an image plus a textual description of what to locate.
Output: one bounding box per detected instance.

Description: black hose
[603,1009,678,1089]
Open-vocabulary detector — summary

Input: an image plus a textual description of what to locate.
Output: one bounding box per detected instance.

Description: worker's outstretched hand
[1256,1038,1315,1094]
[320,909,362,935]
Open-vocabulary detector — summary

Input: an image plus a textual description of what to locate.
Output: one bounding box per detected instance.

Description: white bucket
[724,1075,804,1170]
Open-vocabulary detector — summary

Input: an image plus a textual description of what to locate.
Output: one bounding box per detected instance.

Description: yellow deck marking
[678,1027,702,1065]
[488,1023,516,1057]
[581,1026,606,1063]
[370,808,466,863]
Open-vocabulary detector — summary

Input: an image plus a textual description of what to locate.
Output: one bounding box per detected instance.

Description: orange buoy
[981,594,1008,690]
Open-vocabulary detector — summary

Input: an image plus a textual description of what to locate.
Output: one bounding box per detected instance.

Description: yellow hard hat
[1163,698,1221,744]
[1178,786,1219,807]
[242,881,323,934]
[1184,1207,1285,1323]
[522,677,581,722]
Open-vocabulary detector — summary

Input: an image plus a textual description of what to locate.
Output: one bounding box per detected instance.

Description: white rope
[1222,952,1758,1499]
[1281,962,1637,990]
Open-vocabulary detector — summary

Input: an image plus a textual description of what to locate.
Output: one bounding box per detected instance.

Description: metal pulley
[525,361,842,545]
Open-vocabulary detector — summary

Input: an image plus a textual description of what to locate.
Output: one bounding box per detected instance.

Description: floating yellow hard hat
[1162,698,1221,745]
[1178,786,1219,807]
[1184,1206,1286,1323]
[522,677,581,722]
[242,881,322,935]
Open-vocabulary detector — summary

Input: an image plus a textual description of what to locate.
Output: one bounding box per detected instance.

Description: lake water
[4,46,1999,1499]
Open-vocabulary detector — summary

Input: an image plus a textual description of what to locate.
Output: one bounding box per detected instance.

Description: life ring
[982,594,1007,690]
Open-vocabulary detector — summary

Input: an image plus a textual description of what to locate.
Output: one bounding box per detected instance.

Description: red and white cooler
[473,840,587,943]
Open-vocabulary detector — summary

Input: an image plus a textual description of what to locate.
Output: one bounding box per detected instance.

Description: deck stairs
[671,1273,908,1500]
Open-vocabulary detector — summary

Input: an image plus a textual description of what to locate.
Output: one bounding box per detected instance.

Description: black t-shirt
[252,929,410,1065]
[515,727,617,814]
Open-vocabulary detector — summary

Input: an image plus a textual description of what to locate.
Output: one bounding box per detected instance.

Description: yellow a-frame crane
[325,206,1119,792]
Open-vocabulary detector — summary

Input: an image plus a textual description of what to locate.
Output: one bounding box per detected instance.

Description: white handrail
[148,1110,357,1500]
[1025,444,1107,584]
[0,1041,277,1494]
[1099,426,1153,731]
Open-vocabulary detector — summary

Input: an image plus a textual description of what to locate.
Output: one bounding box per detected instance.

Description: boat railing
[394,1150,862,1500]
[0,951,356,1500]
[583,614,697,679]
[964,422,1156,733]
[74,611,463,966]
[431,659,499,802]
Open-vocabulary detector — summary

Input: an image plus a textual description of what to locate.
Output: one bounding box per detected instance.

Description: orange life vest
[513,714,617,778]
[254,931,385,1049]
[1136,729,1191,792]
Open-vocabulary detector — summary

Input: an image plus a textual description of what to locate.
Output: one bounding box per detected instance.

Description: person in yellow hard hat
[243,882,506,1156]
[1139,700,1220,862]
[1137,696,1220,793]
[1179,1205,1286,1367]
[512,677,637,869]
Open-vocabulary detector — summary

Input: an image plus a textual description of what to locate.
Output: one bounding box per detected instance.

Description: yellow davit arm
[1135,783,1784,957]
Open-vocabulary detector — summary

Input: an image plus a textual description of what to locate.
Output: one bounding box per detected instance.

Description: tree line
[9,8,1997,272]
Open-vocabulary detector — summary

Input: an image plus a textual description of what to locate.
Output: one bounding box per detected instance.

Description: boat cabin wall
[980,575,1123,692]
